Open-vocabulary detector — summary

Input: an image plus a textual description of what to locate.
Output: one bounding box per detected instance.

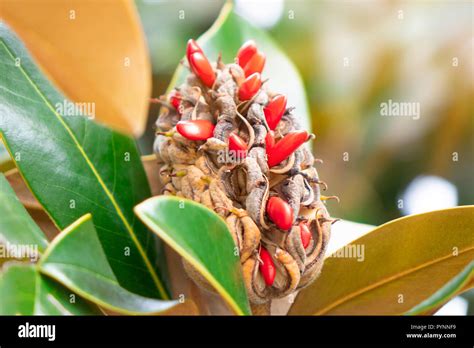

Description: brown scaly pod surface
[154,39,338,314]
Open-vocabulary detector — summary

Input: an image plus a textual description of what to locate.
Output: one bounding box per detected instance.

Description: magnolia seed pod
[228,208,261,263]
[154,39,335,309]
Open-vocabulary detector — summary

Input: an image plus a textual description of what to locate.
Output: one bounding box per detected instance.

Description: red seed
[267,130,309,167]
[259,247,276,286]
[237,40,257,68]
[264,95,287,130]
[169,90,181,111]
[186,39,202,62]
[238,73,262,101]
[228,133,248,159]
[188,52,216,88]
[265,131,275,151]
[243,50,266,77]
[176,120,215,141]
[266,196,294,230]
[299,222,312,249]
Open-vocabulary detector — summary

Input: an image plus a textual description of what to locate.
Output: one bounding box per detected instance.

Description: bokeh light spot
[401,175,458,215]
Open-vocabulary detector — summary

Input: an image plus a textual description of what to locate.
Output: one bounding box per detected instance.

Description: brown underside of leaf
[5,169,59,240]
[1,0,151,136]
[5,169,41,210]
[289,206,474,315]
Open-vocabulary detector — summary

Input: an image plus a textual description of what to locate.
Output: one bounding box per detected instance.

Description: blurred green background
[136,0,473,228]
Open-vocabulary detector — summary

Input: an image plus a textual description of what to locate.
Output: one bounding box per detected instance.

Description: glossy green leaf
[289,206,474,315]
[0,23,169,299]
[0,173,48,253]
[39,214,182,315]
[135,196,251,315]
[406,261,474,315]
[0,263,101,315]
[168,1,311,131]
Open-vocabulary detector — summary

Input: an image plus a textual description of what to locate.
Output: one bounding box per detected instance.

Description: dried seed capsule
[237,40,257,68]
[264,94,287,130]
[208,179,233,216]
[246,181,269,229]
[185,166,207,201]
[201,137,228,153]
[216,94,237,118]
[176,120,215,141]
[298,203,332,289]
[162,182,176,195]
[167,142,198,164]
[266,196,293,231]
[285,225,307,272]
[276,110,301,135]
[277,175,304,220]
[226,208,261,262]
[194,155,214,176]
[242,156,264,192]
[247,102,266,125]
[239,214,261,262]
[200,189,214,210]
[215,64,242,96]
[252,124,267,146]
[226,213,242,250]
[259,247,276,286]
[271,248,301,297]
[248,147,269,174]
[239,73,262,101]
[213,119,235,142]
[242,256,269,304]
[156,107,180,132]
[153,135,171,163]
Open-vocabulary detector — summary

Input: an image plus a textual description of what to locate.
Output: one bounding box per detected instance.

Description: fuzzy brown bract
[154,43,335,313]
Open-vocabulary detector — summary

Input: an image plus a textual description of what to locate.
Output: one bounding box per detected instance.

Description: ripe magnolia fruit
[186,40,216,87]
[154,39,335,311]
[242,50,266,77]
[299,222,312,249]
[266,130,309,167]
[264,94,287,130]
[239,73,262,101]
[186,39,202,61]
[259,247,276,286]
[228,133,248,159]
[237,40,257,68]
[265,131,276,151]
[266,196,293,231]
[176,120,215,141]
[237,40,266,77]
[169,90,181,111]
